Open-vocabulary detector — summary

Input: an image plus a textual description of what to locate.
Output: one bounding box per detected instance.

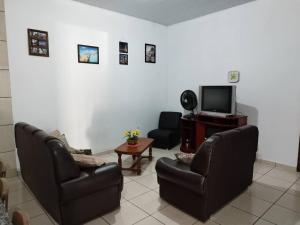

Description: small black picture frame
[27,28,49,57]
[77,44,99,64]
[119,42,128,53]
[119,54,128,65]
[145,44,156,63]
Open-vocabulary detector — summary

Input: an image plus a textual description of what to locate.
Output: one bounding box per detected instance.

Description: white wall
[5,0,300,166]
[5,0,167,152]
[167,0,300,166]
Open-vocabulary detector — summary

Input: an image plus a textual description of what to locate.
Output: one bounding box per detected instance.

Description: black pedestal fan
[180,90,198,118]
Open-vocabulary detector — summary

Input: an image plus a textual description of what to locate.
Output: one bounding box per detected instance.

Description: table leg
[117,153,122,168]
[137,155,142,175]
[149,145,153,161]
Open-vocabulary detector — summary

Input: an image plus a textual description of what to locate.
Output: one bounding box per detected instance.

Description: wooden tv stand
[180,113,247,153]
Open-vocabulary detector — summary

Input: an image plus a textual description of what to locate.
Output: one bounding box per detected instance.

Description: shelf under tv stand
[180,113,247,153]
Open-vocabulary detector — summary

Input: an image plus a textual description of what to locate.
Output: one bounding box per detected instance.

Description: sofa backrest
[159,112,182,130]
[191,125,258,214]
[15,122,80,223]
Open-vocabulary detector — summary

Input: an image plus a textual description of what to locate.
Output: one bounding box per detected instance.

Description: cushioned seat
[148,112,182,149]
[156,125,259,222]
[15,123,123,225]
[61,163,122,203]
[156,157,206,194]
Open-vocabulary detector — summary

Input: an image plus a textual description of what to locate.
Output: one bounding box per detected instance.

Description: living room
[0,0,300,225]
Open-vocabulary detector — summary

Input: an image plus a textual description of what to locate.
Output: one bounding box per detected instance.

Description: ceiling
[74,0,255,26]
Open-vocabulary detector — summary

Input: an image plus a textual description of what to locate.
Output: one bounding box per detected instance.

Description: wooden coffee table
[114,138,154,175]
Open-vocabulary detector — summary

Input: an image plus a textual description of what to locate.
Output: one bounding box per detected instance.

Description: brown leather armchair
[156,125,258,221]
[15,123,123,225]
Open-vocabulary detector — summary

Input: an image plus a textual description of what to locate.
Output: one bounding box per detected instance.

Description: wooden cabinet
[180,114,247,153]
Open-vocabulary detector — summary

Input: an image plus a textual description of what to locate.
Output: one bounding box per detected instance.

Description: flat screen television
[199,85,236,116]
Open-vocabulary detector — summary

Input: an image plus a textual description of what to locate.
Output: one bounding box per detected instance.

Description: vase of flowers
[124,129,141,145]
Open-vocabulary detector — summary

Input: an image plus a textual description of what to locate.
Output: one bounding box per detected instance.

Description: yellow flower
[124,129,141,139]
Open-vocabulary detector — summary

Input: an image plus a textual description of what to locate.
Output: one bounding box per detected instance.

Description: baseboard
[275,162,297,171]
[256,158,297,171]
[95,149,114,155]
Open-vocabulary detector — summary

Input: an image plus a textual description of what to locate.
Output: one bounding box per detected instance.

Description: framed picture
[27,29,49,57]
[228,71,240,83]
[119,54,128,65]
[119,42,128,53]
[77,44,99,64]
[145,44,156,63]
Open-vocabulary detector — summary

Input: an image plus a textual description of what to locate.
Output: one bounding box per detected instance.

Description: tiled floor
[6,146,300,225]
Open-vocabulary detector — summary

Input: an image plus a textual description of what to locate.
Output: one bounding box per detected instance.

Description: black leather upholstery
[156,157,206,194]
[15,122,123,225]
[148,112,182,149]
[47,139,80,182]
[156,125,259,221]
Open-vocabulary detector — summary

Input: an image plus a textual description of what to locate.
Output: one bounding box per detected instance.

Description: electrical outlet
[228,71,240,83]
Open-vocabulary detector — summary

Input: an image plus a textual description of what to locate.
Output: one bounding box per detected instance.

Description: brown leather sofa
[15,122,123,225]
[156,125,258,221]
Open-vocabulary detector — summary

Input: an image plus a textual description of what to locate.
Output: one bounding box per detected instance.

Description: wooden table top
[115,138,154,155]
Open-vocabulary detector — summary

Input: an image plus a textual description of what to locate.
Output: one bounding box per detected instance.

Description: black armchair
[147,112,182,149]
[155,126,259,221]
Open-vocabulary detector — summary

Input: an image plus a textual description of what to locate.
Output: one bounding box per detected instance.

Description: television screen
[201,86,233,113]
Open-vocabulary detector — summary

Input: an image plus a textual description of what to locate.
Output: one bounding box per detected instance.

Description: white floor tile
[9,157,300,225]
[212,205,258,225]
[288,182,300,197]
[9,187,34,206]
[122,168,152,178]
[6,177,25,192]
[276,193,300,213]
[256,175,293,191]
[122,181,150,200]
[245,182,283,203]
[134,216,164,225]
[103,201,148,225]
[265,167,300,183]
[152,205,197,225]
[123,176,132,184]
[130,191,168,215]
[30,214,54,225]
[141,160,157,173]
[231,193,271,216]
[193,220,220,225]
[254,162,274,175]
[9,200,44,218]
[84,217,109,225]
[153,187,159,194]
[262,205,300,225]
[134,173,159,189]
[253,173,263,181]
[254,219,275,225]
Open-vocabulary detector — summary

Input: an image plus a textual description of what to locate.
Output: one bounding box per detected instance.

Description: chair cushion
[156,157,206,195]
[47,139,80,183]
[49,130,78,153]
[60,162,122,203]
[71,154,105,168]
[175,152,195,165]
[159,112,182,130]
[148,129,174,139]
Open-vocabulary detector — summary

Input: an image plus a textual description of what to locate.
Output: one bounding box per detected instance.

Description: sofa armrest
[60,162,123,203]
[155,157,206,195]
